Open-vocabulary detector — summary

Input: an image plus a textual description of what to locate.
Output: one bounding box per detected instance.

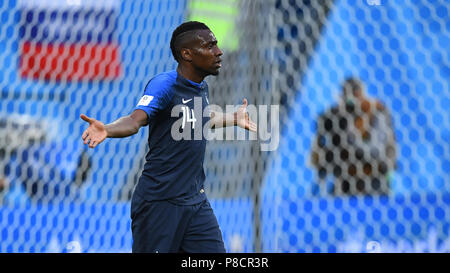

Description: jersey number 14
[181,106,197,129]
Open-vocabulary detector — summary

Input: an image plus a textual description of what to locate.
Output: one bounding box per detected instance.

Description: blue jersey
[133,70,210,205]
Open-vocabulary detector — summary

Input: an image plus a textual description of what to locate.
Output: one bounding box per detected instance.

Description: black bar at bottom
[0,253,446,272]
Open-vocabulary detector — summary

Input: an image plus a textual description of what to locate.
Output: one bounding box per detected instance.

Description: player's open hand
[81,114,107,148]
[236,98,257,132]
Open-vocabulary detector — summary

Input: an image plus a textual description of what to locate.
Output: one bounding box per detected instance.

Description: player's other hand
[236,98,257,132]
[80,114,107,148]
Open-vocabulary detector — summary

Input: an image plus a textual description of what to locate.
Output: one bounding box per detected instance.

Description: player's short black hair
[170,21,210,62]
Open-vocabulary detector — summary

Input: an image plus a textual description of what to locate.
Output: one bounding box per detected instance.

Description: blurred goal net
[0,0,449,253]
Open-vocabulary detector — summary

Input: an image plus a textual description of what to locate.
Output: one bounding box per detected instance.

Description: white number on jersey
[181,106,197,129]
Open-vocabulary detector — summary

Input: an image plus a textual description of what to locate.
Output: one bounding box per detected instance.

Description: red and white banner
[19,0,122,81]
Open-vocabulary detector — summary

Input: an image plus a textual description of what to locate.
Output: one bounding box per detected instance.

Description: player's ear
[180,48,192,62]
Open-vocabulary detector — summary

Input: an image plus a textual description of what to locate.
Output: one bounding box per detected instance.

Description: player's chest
[171,89,209,109]
[167,88,210,130]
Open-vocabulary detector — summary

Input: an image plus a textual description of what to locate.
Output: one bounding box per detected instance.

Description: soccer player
[80,21,256,253]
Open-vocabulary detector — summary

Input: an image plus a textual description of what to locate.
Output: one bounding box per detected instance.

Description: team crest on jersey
[137,95,154,106]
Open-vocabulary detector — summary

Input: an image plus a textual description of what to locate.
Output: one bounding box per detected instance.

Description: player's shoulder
[145,70,177,95]
[149,70,177,86]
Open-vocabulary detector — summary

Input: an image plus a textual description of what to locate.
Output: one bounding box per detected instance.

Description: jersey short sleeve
[134,72,175,120]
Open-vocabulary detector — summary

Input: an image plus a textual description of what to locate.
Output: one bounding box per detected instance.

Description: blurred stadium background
[0,0,449,253]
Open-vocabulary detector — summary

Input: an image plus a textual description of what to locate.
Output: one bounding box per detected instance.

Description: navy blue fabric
[133,70,210,205]
[130,192,226,253]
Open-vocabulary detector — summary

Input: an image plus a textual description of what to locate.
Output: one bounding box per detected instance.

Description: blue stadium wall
[262,0,450,252]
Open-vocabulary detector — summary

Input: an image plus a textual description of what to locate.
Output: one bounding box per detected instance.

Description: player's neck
[177,65,205,84]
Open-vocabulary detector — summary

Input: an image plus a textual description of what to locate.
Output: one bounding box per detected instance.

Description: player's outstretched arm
[210,98,257,132]
[80,109,148,149]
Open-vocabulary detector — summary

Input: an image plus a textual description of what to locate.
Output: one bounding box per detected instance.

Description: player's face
[191,30,223,76]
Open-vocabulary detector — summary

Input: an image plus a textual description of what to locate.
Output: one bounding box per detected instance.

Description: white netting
[0,0,449,253]
[262,0,450,252]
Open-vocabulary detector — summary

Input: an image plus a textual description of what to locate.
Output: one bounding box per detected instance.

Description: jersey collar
[176,71,207,90]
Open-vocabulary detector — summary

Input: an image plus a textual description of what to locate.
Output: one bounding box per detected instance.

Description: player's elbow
[130,120,141,135]
[121,116,142,136]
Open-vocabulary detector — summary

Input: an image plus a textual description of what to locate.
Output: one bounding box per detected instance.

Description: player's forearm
[105,116,141,138]
[210,111,237,129]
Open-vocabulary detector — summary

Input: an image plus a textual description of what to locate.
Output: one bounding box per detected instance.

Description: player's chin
[210,67,221,76]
